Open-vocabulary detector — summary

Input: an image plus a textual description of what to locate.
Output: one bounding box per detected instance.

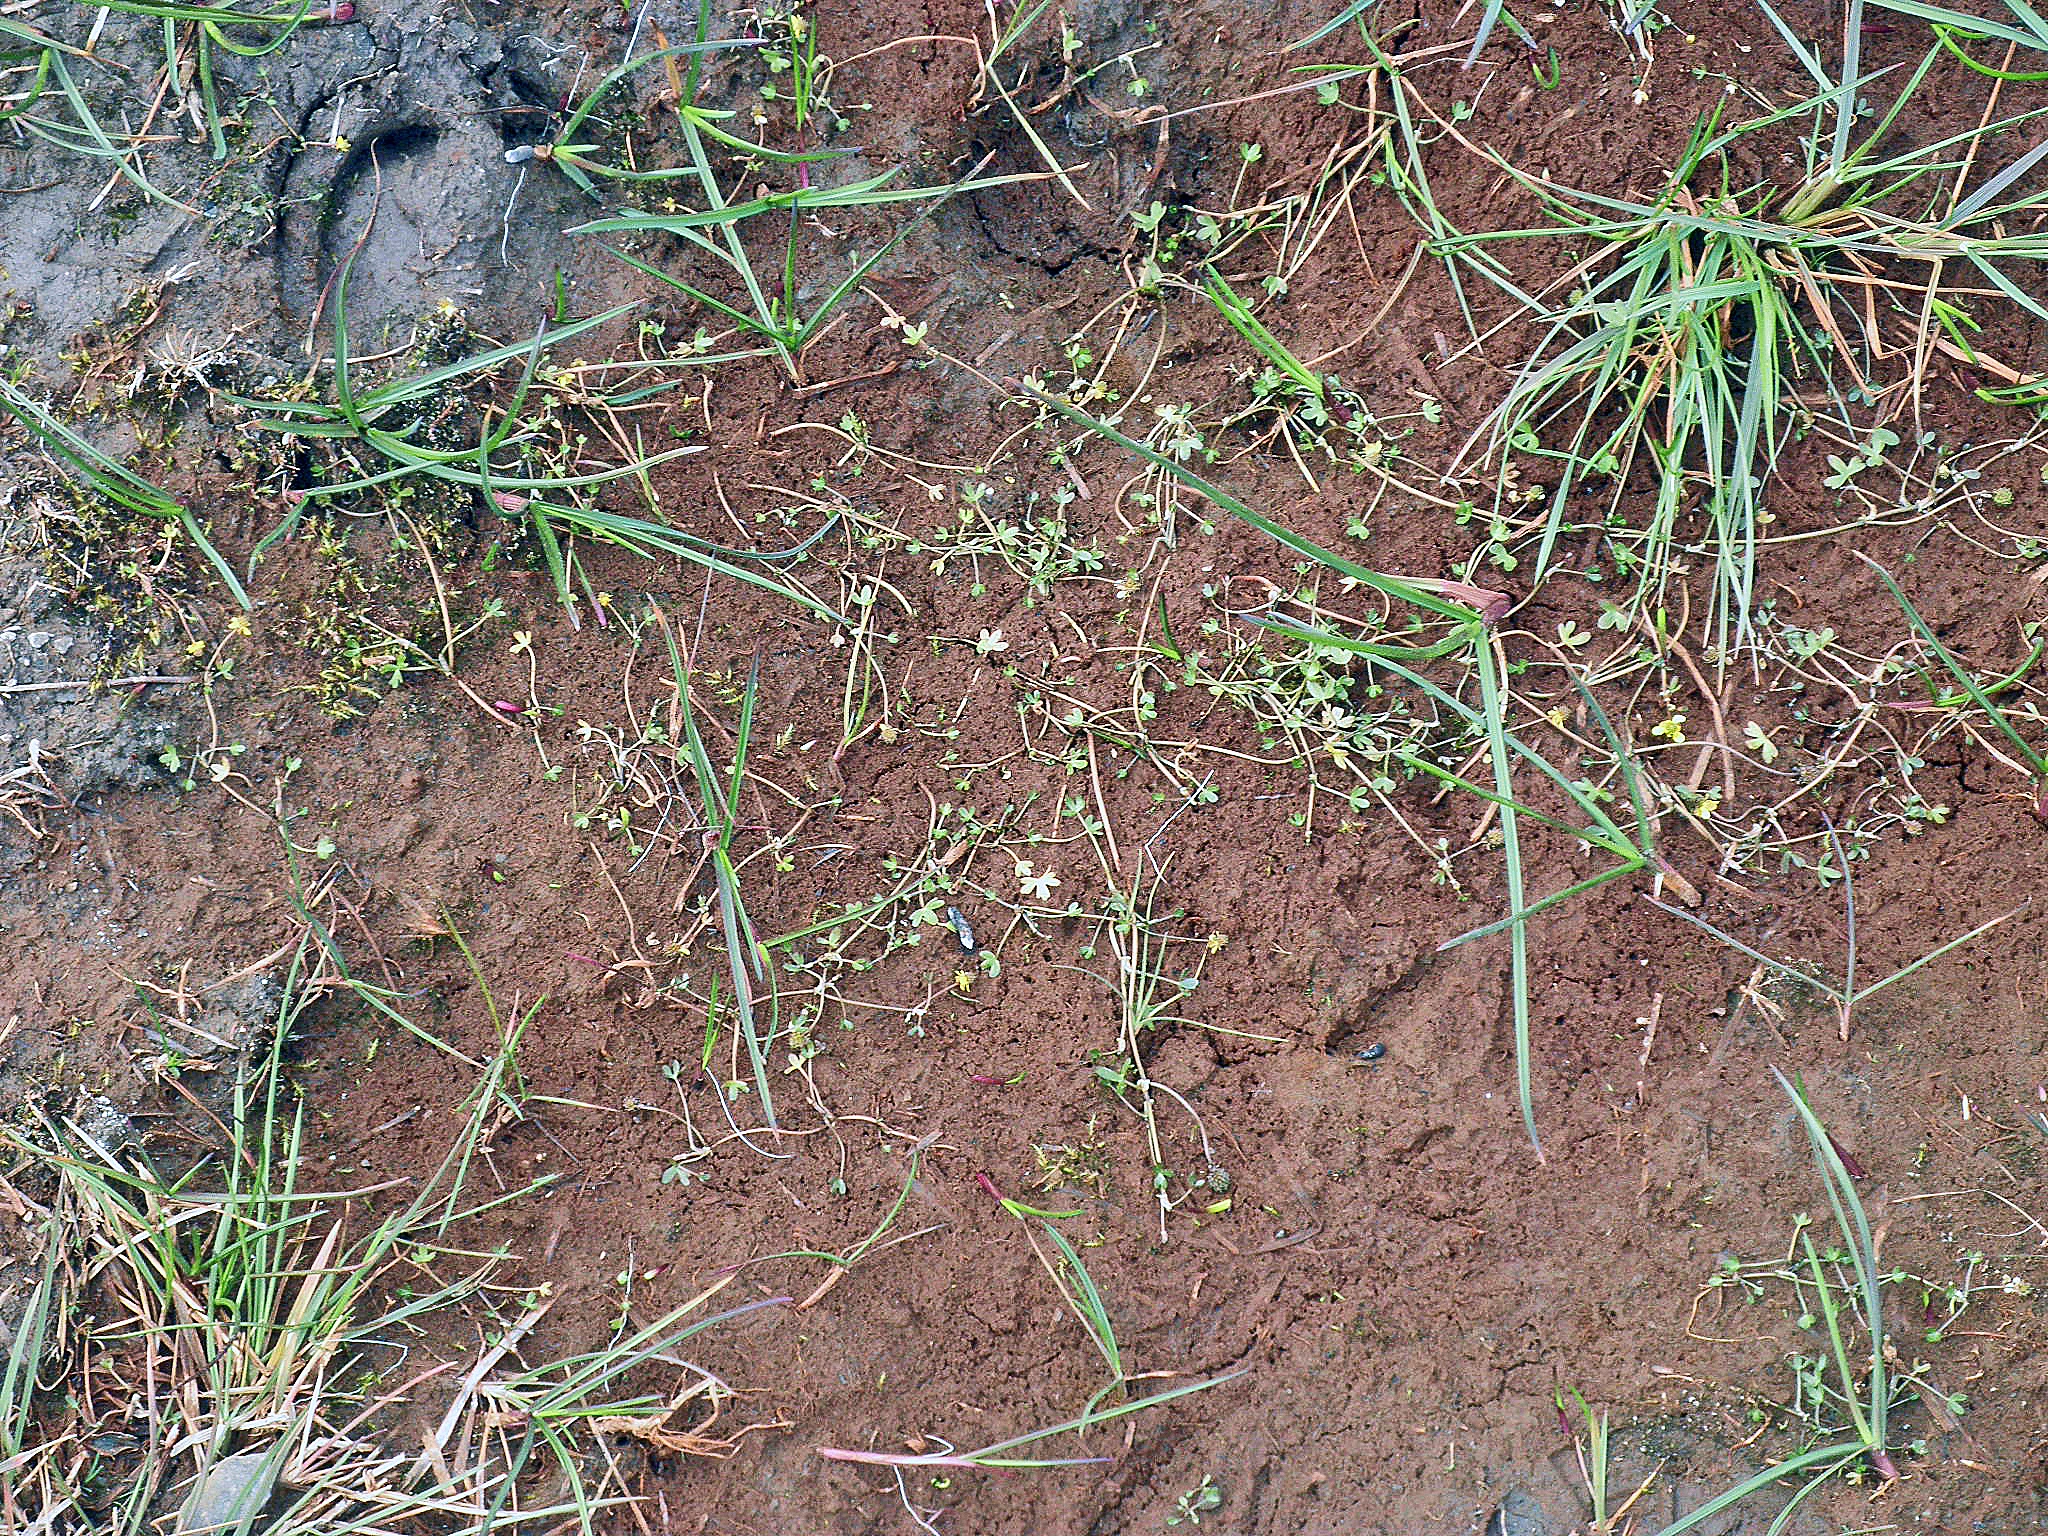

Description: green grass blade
[1020,384,1477,622]
[1041,1222,1122,1382]
[1284,0,1376,51]
[1642,897,1846,1006]
[1201,265,1324,400]
[1774,1068,1890,1460]
[0,377,249,607]
[1857,553,2048,777]
[1847,902,2028,1005]
[1472,632,1540,1153]
[1867,0,2048,50]
[1646,1441,1863,1536]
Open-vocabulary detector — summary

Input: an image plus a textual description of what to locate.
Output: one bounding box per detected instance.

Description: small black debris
[946,905,976,953]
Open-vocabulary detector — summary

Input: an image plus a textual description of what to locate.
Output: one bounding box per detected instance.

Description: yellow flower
[954,970,975,995]
[1650,713,1687,742]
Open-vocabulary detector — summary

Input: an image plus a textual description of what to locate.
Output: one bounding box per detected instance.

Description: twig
[0,673,192,694]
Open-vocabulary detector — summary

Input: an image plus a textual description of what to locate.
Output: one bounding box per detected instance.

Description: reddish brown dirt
[7,2,2048,1534]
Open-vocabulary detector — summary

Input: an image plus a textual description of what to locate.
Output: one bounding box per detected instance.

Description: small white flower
[976,628,1009,656]
[1018,865,1062,901]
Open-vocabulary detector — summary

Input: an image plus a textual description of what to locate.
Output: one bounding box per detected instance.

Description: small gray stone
[177,1449,282,1535]
[72,1097,136,1153]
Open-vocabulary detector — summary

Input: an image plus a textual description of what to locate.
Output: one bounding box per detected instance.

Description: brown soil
[6,1,2048,1533]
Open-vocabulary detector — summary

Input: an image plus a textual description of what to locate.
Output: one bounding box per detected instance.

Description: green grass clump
[1383,2,2048,658]
[227,253,840,625]
[538,3,1031,377]
[0,933,781,1534]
